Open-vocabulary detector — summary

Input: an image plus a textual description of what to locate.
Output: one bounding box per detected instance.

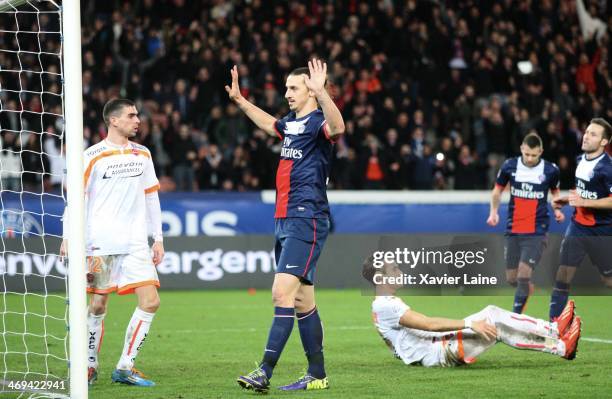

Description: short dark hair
[362,255,378,286]
[590,118,612,141]
[522,132,543,148]
[102,98,135,126]
[289,67,310,78]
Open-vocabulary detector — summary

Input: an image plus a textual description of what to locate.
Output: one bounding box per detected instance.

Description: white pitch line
[165,327,612,345]
[582,337,612,344]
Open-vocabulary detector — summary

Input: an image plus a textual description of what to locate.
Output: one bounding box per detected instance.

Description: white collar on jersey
[576,152,605,181]
[518,156,542,169]
[582,152,606,163]
[515,156,545,184]
[104,138,132,149]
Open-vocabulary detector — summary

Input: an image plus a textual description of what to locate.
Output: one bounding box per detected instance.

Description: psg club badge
[538,174,546,183]
[589,170,595,179]
[132,148,139,156]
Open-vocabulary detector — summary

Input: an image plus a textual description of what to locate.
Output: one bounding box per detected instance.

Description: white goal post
[0,0,87,398]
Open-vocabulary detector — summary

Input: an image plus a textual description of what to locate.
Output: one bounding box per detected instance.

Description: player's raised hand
[224,65,242,102]
[304,58,327,94]
[486,213,499,226]
[554,208,565,223]
[152,241,165,266]
[470,319,497,341]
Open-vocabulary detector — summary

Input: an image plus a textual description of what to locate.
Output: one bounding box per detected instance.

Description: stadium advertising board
[0,192,574,237]
[1,235,605,291]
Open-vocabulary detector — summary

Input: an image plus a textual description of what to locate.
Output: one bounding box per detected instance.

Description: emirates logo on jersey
[511,183,545,199]
[576,180,598,199]
[281,147,303,159]
[281,136,303,159]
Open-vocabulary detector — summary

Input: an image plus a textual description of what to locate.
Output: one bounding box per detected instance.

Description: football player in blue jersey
[226,59,344,392]
[550,118,612,320]
[487,133,564,314]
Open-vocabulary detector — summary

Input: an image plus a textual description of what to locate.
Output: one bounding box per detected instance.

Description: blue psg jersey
[572,153,612,227]
[273,109,336,219]
[496,157,560,235]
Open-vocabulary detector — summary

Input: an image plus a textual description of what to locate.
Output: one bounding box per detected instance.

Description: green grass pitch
[2,290,612,398]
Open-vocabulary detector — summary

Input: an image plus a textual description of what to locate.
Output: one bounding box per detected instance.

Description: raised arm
[304,59,345,137]
[399,309,497,341]
[225,65,277,137]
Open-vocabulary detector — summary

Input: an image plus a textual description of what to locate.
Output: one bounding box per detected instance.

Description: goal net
[0,0,86,398]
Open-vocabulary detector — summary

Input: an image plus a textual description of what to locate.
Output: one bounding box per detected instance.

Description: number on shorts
[87,256,102,273]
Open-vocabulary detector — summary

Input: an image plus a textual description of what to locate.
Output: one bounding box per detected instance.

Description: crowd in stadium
[1,0,610,192]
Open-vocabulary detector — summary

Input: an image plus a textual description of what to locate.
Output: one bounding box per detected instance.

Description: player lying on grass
[362,257,581,366]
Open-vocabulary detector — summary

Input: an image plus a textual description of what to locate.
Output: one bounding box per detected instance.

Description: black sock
[260,306,295,378]
[549,281,570,320]
[297,307,325,379]
[513,277,530,313]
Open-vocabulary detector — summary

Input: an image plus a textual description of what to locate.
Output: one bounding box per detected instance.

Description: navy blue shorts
[504,235,547,269]
[274,217,330,285]
[559,221,612,277]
